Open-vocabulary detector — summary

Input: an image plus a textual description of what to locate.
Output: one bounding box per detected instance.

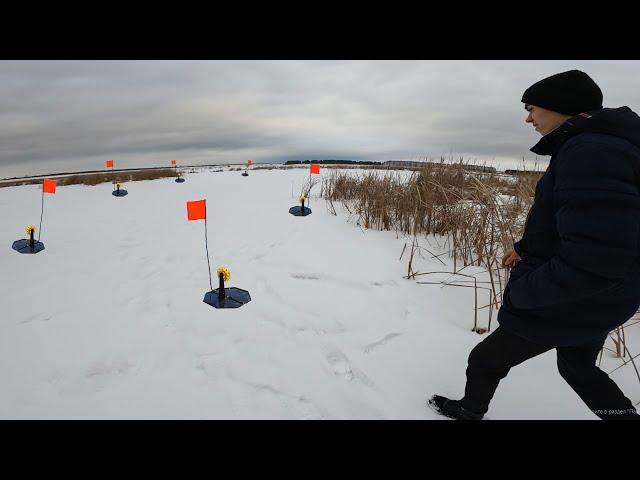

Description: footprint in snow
[246,382,324,419]
[370,280,399,287]
[85,359,133,378]
[363,333,403,354]
[325,349,354,381]
[294,396,324,420]
[258,281,284,303]
[291,273,321,280]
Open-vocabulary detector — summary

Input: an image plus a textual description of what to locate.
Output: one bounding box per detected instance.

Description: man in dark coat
[429,70,640,420]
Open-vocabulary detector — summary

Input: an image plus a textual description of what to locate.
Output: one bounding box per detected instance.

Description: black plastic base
[112,190,128,197]
[241,172,249,176]
[12,239,45,254]
[289,206,312,216]
[175,178,185,183]
[203,287,252,309]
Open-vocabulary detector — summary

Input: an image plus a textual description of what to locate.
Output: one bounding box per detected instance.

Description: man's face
[524,104,571,136]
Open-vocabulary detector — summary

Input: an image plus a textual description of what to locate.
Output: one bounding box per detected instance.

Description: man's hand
[502,249,522,269]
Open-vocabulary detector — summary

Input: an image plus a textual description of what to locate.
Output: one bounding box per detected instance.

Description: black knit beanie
[521,70,603,115]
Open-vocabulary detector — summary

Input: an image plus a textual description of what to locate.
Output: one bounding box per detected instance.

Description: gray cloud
[1,60,639,177]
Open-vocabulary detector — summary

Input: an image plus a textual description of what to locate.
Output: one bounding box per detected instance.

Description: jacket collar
[529,112,595,157]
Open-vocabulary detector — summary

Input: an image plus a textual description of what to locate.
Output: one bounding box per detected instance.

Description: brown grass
[0,168,178,189]
[322,159,544,332]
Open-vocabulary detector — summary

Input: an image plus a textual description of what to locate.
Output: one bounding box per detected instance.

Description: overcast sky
[1,60,639,178]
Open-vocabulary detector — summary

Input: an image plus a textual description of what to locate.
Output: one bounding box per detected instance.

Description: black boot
[427,395,484,420]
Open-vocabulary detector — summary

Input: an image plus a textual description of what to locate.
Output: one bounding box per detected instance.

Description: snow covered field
[1,167,638,419]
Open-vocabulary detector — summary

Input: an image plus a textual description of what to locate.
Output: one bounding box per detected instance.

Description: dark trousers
[460,327,639,420]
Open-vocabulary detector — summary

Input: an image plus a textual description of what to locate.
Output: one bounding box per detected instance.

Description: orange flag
[106,159,114,168]
[171,160,177,166]
[187,200,207,221]
[43,179,57,194]
[310,164,320,174]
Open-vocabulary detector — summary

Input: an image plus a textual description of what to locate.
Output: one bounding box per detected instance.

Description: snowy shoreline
[1,168,636,419]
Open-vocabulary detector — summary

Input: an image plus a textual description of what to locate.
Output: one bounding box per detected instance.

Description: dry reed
[0,168,178,189]
[322,159,542,332]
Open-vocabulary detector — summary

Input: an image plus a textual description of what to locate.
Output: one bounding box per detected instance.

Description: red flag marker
[247,160,253,165]
[106,159,114,168]
[310,164,320,174]
[38,179,58,241]
[187,200,207,221]
[43,179,57,194]
[186,199,213,290]
[171,160,177,166]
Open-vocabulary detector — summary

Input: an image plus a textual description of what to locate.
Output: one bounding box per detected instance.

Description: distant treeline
[284,160,381,166]
[504,169,545,176]
[283,159,500,173]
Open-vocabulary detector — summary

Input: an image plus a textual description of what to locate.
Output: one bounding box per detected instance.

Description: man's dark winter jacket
[498,106,640,346]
